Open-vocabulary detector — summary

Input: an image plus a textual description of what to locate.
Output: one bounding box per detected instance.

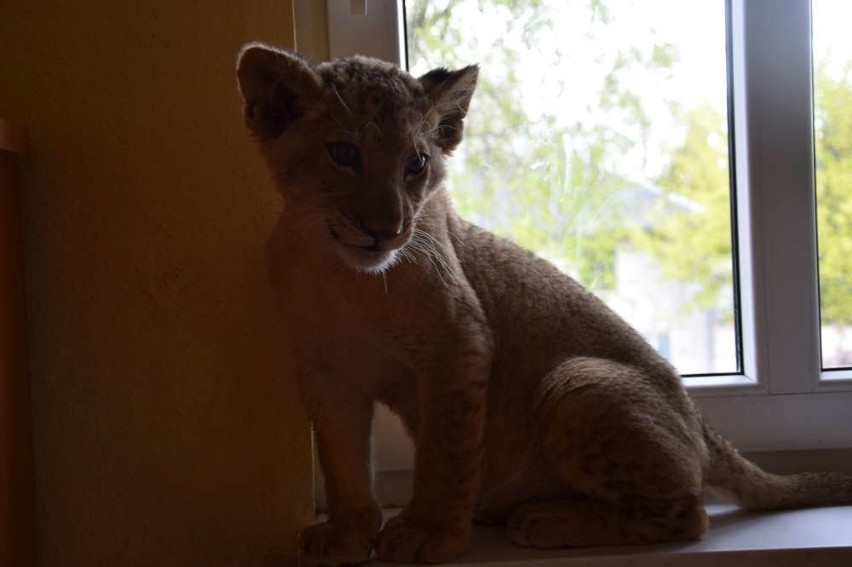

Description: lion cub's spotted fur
[236,44,852,565]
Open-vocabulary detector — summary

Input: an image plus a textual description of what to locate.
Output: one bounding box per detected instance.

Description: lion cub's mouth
[329,226,409,274]
[348,241,383,253]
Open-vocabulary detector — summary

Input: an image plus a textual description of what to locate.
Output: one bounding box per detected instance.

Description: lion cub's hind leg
[508,358,709,548]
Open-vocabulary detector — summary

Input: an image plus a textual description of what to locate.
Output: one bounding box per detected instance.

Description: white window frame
[294,0,852,494]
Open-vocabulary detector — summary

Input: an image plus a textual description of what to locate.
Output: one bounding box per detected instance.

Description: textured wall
[0,2,311,565]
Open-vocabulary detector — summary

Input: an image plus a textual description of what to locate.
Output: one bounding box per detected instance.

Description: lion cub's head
[236,44,478,274]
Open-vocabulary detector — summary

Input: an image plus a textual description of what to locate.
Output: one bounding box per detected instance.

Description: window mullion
[735,0,821,394]
[325,0,405,64]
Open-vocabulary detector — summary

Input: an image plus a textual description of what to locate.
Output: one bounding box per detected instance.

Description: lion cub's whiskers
[407,228,451,287]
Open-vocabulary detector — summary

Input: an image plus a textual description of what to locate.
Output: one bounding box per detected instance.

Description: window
[297,0,852,493]
[813,0,852,371]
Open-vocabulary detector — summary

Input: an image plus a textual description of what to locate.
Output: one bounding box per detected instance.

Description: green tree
[814,66,852,325]
[631,105,733,315]
[636,67,852,326]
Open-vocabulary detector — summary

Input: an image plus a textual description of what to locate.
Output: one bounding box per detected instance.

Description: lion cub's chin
[337,246,402,275]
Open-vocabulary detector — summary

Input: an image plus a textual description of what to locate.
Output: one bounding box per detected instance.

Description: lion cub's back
[450,218,660,377]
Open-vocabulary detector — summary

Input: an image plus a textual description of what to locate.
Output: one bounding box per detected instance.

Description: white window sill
[375,504,852,567]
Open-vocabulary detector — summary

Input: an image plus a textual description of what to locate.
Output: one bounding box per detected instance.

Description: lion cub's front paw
[376,514,470,564]
[298,521,376,566]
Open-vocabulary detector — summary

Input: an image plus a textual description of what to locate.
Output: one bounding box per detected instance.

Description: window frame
[295,0,852,490]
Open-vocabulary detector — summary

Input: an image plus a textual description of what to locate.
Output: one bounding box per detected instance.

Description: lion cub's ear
[419,65,479,153]
[236,43,323,140]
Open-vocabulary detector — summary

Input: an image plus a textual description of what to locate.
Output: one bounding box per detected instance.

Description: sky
[813,0,852,77]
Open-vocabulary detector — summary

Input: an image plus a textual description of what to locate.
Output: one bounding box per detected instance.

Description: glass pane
[406,0,738,374]
[813,0,852,370]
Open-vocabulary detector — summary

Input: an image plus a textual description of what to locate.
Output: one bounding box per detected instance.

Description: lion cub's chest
[272,252,416,396]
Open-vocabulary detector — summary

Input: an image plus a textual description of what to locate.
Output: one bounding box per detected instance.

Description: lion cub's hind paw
[507,502,581,549]
[507,498,709,549]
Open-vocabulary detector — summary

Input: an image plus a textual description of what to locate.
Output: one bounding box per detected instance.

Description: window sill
[374,504,852,567]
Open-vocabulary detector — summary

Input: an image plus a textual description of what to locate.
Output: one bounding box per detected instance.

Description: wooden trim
[0,118,28,155]
[0,118,34,567]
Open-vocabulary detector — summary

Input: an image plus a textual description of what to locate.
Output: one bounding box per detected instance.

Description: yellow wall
[0,2,312,565]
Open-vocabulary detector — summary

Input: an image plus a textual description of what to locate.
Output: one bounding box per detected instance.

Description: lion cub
[236,44,852,565]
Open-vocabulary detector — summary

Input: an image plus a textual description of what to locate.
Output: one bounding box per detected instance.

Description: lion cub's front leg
[296,368,382,566]
[377,318,492,564]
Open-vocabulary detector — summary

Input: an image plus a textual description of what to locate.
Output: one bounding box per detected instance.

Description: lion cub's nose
[359,219,405,241]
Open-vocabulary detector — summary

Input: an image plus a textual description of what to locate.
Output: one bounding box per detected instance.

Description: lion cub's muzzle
[329,219,413,274]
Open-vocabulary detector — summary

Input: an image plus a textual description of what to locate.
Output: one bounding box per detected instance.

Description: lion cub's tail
[701,421,852,510]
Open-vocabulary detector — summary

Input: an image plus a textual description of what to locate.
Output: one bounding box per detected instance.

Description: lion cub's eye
[404,152,430,176]
[326,142,361,170]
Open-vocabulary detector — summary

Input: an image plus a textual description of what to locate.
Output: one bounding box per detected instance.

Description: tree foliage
[814,66,852,324]
[631,104,733,315]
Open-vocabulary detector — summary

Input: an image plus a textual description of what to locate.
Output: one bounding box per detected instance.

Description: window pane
[813,0,852,370]
[406,0,738,374]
